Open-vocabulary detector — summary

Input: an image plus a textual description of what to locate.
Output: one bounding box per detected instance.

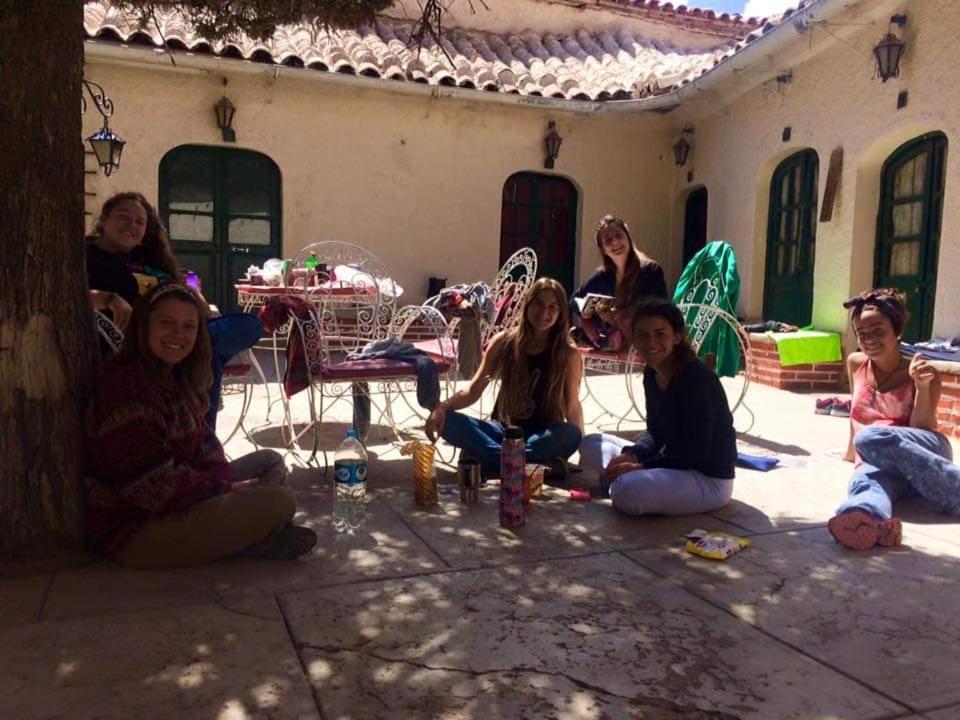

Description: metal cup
[457,459,481,504]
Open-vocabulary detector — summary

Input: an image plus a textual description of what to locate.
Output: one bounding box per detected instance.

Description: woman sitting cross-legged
[85,283,317,569]
[580,301,736,514]
[425,277,584,476]
[827,289,960,550]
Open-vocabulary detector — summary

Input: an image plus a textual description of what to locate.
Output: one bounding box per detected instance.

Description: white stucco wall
[82,57,675,303]
[671,0,960,337]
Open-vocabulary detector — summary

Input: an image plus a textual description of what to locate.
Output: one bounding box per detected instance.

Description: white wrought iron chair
[281,242,453,469]
[94,309,123,353]
[420,247,537,375]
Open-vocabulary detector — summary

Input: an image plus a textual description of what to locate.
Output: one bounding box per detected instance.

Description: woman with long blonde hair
[426,278,583,474]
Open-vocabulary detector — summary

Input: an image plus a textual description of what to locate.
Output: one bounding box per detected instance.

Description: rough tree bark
[0,1,97,557]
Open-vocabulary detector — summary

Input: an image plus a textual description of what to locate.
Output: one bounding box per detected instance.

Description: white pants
[579,433,734,516]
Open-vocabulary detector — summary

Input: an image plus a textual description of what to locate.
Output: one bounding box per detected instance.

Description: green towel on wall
[672,241,741,377]
[766,330,842,366]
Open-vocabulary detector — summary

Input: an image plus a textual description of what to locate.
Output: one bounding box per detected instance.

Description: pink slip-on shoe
[815,397,836,415]
[830,399,852,417]
[828,510,903,550]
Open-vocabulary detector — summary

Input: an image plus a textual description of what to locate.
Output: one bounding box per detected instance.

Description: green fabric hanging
[672,241,741,377]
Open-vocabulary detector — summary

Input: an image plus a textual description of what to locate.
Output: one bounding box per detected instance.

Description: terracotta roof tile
[84,0,742,102]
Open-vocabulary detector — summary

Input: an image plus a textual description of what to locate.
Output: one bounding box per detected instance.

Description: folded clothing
[735,452,779,472]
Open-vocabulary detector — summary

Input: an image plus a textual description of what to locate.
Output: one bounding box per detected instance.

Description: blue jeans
[441,411,581,471]
[207,314,264,431]
[837,425,960,520]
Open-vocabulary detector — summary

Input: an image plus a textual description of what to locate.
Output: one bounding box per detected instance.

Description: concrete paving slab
[0,596,318,720]
[925,704,960,719]
[894,497,960,547]
[41,564,218,622]
[708,461,849,534]
[282,553,901,719]
[0,575,49,629]
[172,470,447,596]
[375,481,747,569]
[626,527,960,710]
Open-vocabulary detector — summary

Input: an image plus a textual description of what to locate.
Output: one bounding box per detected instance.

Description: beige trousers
[115,449,295,569]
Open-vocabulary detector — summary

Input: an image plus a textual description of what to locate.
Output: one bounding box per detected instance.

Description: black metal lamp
[86,125,126,177]
[544,121,562,169]
[673,127,694,167]
[81,78,125,176]
[874,15,907,82]
[214,95,237,142]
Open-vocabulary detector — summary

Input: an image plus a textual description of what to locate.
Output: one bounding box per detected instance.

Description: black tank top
[493,349,551,438]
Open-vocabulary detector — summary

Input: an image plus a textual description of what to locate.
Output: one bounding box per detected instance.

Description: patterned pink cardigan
[84,360,235,552]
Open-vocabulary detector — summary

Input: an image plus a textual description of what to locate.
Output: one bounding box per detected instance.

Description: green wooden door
[159,146,282,312]
[500,172,578,293]
[874,133,947,342]
[763,150,818,326]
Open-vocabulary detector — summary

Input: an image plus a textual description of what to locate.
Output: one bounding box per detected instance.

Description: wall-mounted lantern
[82,78,125,176]
[874,14,907,82]
[544,121,562,169]
[673,127,694,167]
[214,95,237,142]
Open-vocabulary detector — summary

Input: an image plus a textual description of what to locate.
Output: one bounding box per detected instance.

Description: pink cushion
[411,338,457,360]
[222,362,252,377]
[493,287,516,327]
[320,357,451,381]
[577,346,629,362]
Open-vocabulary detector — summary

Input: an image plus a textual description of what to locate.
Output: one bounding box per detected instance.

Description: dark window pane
[166,151,214,212]
[225,154,273,217]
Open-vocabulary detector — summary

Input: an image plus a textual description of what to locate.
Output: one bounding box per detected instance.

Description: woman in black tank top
[426,278,584,473]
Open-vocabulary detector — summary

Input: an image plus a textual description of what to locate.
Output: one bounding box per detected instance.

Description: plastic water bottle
[333,428,367,533]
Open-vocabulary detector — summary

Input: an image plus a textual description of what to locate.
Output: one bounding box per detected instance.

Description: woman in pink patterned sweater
[85,283,316,568]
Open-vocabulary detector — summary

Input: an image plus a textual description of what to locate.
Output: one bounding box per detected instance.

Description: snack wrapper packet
[684,529,751,560]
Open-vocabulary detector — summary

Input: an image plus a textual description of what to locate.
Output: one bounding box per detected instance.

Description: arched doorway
[763,149,818,326]
[682,186,708,267]
[874,132,947,342]
[159,145,282,311]
[500,172,578,292]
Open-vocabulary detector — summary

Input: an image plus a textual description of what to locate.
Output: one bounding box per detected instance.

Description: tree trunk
[0,1,96,557]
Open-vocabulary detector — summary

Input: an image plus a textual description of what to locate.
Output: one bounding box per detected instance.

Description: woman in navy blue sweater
[570,215,667,351]
[580,301,736,515]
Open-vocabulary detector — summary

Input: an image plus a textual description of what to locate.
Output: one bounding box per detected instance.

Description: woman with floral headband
[828,289,960,550]
[85,283,316,568]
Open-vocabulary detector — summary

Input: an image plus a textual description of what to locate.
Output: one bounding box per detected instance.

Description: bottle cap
[504,426,523,440]
[346,428,358,438]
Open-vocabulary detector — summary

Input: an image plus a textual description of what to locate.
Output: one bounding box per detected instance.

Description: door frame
[158,144,282,311]
[762,149,819,326]
[499,171,579,294]
[873,131,947,342]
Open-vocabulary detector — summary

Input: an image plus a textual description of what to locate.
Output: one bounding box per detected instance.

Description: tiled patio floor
[2,375,958,719]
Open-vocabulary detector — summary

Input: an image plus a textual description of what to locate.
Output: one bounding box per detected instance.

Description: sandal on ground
[876,516,903,547]
[827,510,902,550]
[244,524,317,560]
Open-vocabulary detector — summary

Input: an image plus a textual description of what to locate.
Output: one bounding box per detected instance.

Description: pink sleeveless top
[850,360,915,466]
